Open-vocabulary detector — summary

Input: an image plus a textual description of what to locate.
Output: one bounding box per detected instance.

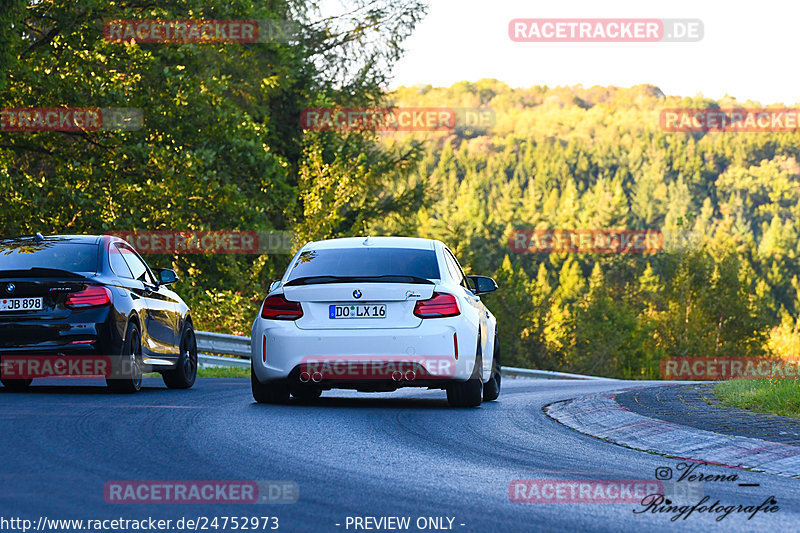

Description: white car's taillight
[413,292,460,318]
[261,295,303,320]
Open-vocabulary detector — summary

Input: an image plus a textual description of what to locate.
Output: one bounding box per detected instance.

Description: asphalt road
[1,378,798,532]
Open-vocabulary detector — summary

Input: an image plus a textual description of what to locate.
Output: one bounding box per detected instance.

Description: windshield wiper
[285,275,435,286]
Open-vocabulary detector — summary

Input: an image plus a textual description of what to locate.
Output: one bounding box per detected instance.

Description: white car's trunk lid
[283,283,435,330]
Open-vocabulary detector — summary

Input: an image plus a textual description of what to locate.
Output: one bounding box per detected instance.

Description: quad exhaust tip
[301,369,417,382]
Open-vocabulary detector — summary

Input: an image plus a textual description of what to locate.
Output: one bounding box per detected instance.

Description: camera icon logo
[655,467,673,480]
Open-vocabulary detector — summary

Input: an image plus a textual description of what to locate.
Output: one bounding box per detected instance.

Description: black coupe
[0,234,197,393]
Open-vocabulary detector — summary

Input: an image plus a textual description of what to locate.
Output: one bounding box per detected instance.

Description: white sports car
[250,236,501,407]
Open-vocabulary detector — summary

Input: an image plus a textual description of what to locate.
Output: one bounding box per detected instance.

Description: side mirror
[468,275,498,295]
[269,280,281,293]
[156,268,179,285]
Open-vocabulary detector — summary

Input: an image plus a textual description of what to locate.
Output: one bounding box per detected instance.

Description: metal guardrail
[196,331,615,381]
[501,367,615,380]
[199,353,251,369]
[195,331,251,358]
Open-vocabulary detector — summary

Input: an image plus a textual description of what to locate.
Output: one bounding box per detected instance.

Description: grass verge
[197,366,250,378]
[145,367,249,379]
[713,380,800,418]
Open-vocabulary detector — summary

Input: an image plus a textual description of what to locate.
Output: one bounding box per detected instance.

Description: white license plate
[0,297,43,312]
[329,304,386,319]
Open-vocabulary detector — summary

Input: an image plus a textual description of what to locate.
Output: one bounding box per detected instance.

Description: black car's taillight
[65,285,112,309]
[413,292,460,318]
[261,295,303,320]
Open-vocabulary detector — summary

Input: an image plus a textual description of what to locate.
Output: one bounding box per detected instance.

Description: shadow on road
[248,395,484,410]
[0,378,169,396]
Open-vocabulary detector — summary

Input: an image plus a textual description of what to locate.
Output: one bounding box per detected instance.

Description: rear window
[286,247,440,282]
[0,241,98,273]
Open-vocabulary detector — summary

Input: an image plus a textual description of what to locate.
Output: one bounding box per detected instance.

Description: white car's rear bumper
[251,318,479,386]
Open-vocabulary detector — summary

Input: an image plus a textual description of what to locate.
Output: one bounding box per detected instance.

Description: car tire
[162,326,198,389]
[483,335,501,402]
[1,377,33,391]
[447,339,483,408]
[106,322,143,393]
[251,366,290,404]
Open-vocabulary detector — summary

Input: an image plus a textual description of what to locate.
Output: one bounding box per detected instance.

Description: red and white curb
[545,391,800,478]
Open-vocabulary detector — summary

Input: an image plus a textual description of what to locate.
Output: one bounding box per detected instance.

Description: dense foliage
[373,81,800,377]
[1,0,427,334]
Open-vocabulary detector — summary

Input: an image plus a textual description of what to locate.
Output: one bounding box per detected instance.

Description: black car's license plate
[0,297,43,312]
